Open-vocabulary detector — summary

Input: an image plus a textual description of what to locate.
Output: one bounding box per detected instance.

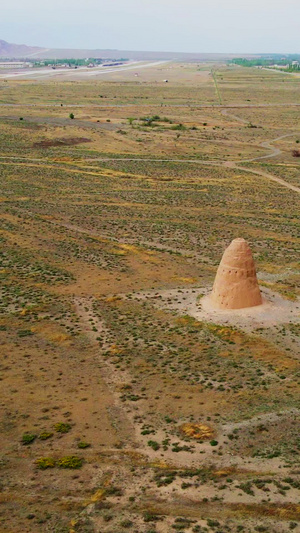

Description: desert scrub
[18,329,33,337]
[54,422,71,433]
[171,442,194,453]
[21,433,37,445]
[36,457,56,470]
[57,455,83,469]
[77,441,91,449]
[143,511,162,523]
[120,520,133,528]
[238,481,255,496]
[148,440,160,451]
[154,470,177,487]
[39,431,53,440]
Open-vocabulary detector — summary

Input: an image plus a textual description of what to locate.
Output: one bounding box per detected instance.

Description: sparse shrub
[207,518,220,527]
[18,329,33,337]
[57,455,83,469]
[54,422,71,433]
[39,431,53,440]
[172,123,186,131]
[78,441,91,449]
[36,457,56,469]
[143,511,162,522]
[69,113,75,119]
[120,519,133,528]
[22,433,36,445]
[148,440,160,451]
[239,481,254,496]
[105,486,123,496]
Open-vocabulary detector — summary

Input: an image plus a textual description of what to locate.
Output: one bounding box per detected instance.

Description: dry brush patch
[0,70,299,532]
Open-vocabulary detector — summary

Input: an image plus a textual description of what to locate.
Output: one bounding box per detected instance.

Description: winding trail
[226,162,300,193]
[0,107,299,194]
[0,149,299,194]
[221,109,298,163]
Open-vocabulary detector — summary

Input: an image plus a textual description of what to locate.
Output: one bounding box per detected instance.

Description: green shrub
[54,422,71,433]
[57,455,83,469]
[143,511,161,522]
[172,123,186,131]
[18,329,33,337]
[36,457,56,469]
[207,518,220,527]
[39,431,53,440]
[148,440,160,451]
[21,433,37,445]
[78,441,91,449]
[120,520,133,528]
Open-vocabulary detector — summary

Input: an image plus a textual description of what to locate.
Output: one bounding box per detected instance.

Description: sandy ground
[73,294,300,474]
[130,285,300,333]
[1,66,299,532]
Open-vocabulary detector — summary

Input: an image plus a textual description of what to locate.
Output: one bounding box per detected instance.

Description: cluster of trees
[33,58,128,68]
[232,58,276,67]
[232,56,300,71]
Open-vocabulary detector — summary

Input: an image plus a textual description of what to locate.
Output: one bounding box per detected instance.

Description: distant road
[0,60,170,80]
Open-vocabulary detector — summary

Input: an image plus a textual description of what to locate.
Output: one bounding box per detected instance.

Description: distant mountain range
[0,39,261,61]
[0,39,44,58]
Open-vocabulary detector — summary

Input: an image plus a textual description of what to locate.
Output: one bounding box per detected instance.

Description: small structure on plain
[210,238,262,310]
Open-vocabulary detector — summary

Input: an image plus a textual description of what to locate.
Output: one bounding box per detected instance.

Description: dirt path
[211,68,223,105]
[0,103,300,108]
[0,107,299,195]
[72,294,297,474]
[229,162,300,193]
[221,108,249,124]
[1,152,299,195]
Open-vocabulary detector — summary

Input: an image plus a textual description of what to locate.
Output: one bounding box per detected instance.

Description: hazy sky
[2,0,300,53]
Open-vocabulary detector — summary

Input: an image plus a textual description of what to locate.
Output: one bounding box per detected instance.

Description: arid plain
[0,62,299,532]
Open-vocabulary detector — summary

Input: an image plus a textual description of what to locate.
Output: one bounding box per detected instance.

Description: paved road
[0,60,170,80]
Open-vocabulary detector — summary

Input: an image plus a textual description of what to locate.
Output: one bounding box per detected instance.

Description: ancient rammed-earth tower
[211,238,262,310]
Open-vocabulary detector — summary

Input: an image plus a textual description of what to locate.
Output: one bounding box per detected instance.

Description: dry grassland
[0,63,299,532]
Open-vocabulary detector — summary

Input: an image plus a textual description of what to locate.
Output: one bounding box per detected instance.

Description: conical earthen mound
[210,238,262,310]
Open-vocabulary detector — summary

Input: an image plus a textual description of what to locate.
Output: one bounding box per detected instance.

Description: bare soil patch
[33,136,91,148]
